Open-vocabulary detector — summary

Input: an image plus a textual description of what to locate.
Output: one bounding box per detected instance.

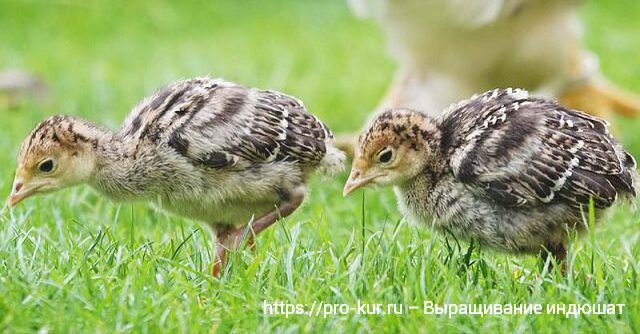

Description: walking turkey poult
[8,77,345,277]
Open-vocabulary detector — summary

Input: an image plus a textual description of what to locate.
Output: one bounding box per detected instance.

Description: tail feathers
[623,151,639,198]
[632,168,640,197]
[319,144,346,175]
[621,167,640,212]
[334,132,358,159]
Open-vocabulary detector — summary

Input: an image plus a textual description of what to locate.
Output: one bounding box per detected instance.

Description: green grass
[1,0,639,332]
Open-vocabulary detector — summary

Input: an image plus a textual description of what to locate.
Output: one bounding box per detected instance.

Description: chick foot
[540,243,567,276]
[213,226,255,278]
[212,190,305,277]
[561,79,640,120]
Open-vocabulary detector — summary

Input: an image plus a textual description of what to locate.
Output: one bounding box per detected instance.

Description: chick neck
[88,125,174,201]
[398,113,446,180]
[59,117,122,185]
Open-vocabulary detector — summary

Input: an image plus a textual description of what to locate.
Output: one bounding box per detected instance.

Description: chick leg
[540,243,567,275]
[249,190,304,235]
[212,226,255,277]
[212,189,305,277]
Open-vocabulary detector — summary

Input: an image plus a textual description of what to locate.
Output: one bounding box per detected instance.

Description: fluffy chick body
[11,77,344,275]
[347,88,638,258]
[92,81,325,225]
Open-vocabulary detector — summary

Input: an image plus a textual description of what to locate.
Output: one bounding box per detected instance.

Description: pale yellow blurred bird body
[348,0,640,120]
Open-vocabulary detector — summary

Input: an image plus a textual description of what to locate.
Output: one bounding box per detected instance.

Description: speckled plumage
[346,88,638,265]
[10,77,345,276]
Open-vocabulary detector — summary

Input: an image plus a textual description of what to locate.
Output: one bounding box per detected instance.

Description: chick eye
[377,148,395,164]
[38,159,55,173]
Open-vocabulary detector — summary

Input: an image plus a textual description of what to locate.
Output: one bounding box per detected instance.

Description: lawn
[1,0,639,333]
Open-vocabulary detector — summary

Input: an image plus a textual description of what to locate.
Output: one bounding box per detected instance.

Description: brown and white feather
[354,88,637,254]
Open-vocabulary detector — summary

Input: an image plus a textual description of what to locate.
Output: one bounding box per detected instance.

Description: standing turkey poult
[7,77,345,277]
[344,88,638,269]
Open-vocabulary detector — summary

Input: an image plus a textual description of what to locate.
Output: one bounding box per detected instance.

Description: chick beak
[343,169,376,197]
[7,176,36,207]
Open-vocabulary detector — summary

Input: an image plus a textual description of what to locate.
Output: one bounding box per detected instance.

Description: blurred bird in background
[0,69,48,108]
[340,0,640,153]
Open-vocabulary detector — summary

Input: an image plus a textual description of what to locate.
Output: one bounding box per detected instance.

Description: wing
[220,89,332,166]
[121,77,332,169]
[447,89,637,209]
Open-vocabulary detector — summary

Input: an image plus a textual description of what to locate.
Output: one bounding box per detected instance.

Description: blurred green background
[1,0,639,333]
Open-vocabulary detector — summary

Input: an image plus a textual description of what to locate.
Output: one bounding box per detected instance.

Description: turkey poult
[7,77,345,277]
[344,88,638,270]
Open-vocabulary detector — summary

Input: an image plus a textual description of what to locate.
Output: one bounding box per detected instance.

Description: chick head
[8,116,99,207]
[344,109,439,196]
